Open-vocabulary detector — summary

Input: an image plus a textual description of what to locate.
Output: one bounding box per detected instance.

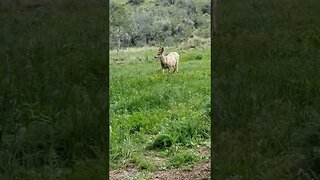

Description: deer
[154,46,180,74]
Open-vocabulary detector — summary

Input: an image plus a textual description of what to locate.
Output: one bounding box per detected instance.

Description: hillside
[109,0,211,50]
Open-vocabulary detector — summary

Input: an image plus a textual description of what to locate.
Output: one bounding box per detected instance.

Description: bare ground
[109,163,138,180]
[110,146,211,180]
[151,162,210,180]
[110,162,210,180]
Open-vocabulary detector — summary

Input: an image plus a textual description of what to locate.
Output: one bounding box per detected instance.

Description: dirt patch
[197,146,211,157]
[109,163,138,180]
[152,162,211,180]
[147,150,168,165]
[110,147,211,180]
[110,162,211,180]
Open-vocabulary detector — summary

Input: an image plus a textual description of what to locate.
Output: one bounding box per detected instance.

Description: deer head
[154,46,164,60]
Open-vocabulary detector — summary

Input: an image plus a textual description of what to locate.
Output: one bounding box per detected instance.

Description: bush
[186,36,208,49]
[120,33,132,48]
[164,36,175,47]
[192,14,209,29]
[155,0,175,6]
[148,40,156,46]
[201,4,211,15]
[127,0,144,5]
[110,0,210,49]
[186,1,197,16]
[191,24,210,38]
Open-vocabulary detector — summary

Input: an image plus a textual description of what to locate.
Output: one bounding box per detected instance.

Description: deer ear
[161,46,164,53]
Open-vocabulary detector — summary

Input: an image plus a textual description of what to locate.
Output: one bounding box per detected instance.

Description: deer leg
[174,64,178,73]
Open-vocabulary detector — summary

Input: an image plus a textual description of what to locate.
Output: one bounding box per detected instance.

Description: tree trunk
[146,33,151,45]
[131,35,139,46]
[117,38,121,52]
[116,28,122,52]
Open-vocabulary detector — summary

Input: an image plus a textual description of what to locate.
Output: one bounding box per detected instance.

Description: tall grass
[109,46,211,172]
[0,1,107,179]
[213,0,320,178]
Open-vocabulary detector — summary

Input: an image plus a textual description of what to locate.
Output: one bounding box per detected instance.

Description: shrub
[155,0,175,6]
[186,36,208,49]
[186,1,197,16]
[120,33,132,48]
[201,4,211,15]
[164,36,175,47]
[127,0,144,5]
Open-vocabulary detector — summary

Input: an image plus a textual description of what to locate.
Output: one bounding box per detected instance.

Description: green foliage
[155,0,175,7]
[168,151,199,168]
[132,155,155,171]
[146,134,173,150]
[110,46,211,171]
[109,1,132,48]
[127,0,144,5]
[201,4,210,15]
[213,0,320,179]
[0,0,107,179]
[109,0,210,49]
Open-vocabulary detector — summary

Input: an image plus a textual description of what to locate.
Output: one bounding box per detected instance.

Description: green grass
[0,1,107,179]
[213,0,320,179]
[109,46,211,172]
[168,150,200,168]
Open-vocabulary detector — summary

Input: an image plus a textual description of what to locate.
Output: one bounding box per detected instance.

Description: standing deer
[154,46,180,74]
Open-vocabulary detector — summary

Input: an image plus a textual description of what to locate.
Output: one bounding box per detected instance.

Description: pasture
[109,46,211,179]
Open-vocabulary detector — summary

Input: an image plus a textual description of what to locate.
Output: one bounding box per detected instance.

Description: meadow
[109,45,211,179]
[213,0,320,179]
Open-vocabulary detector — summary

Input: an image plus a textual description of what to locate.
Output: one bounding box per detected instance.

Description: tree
[109,0,211,49]
[109,1,131,50]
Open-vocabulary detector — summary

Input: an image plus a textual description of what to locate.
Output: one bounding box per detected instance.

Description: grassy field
[213,0,320,179]
[0,1,107,179]
[109,46,211,179]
